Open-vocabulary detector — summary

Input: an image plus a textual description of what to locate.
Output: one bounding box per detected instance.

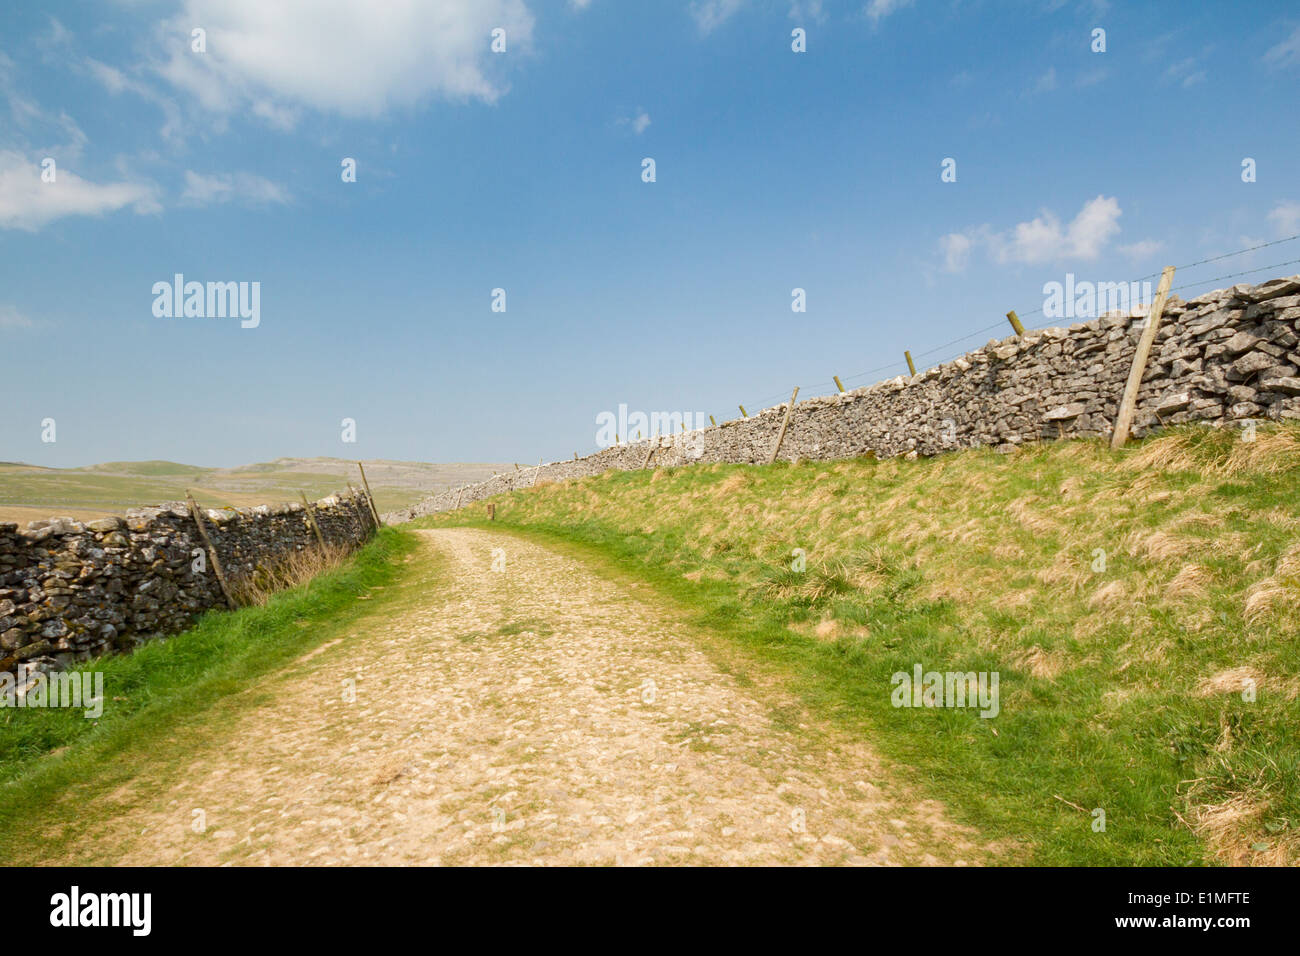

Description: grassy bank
[413,426,1300,866]
[0,527,417,861]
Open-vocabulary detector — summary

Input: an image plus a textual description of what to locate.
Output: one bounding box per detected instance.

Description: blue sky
[2,0,1298,468]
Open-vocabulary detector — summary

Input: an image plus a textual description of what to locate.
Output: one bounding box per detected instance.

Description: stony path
[65,529,991,866]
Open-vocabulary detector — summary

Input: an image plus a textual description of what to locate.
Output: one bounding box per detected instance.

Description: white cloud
[940,196,1124,271]
[0,53,88,160]
[1268,200,1300,237]
[0,304,34,330]
[1117,239,1164,261]
[1264,25,1300,69]
[1164,57,1205,87]
[615,109,651,135]
[180,170,290,206]
[1075,67,1108,89]
[864,0,915,26]
[1030,67,1058,95]
[0,151,159,231]
[789,1,827,23]
[691,0,747,34]
[939,233,972,272]
[154,0,535,123]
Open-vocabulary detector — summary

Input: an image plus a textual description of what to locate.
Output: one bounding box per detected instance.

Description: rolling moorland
[0,457,508,525]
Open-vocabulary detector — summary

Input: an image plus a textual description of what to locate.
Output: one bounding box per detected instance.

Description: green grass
[0,527,419,863]
[412,425,1300,866]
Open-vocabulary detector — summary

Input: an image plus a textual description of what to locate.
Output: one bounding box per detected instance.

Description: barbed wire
[732,234,1300,415]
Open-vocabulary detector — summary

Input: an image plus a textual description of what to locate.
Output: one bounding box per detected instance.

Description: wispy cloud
[691,0,747,34]
[1029,67,1058,95]
[0,304,34,330]
[0,52,89,160]
[1264,25,1300,69]
[178,172,287,208]
[864,0,915,27]
[1164,57,1206,87]
[789,1,828,23]
[940,195,1124,272]
[1268,200,1300,237]
[180,170,290,207]
[1074,67,1108,89]
[0,151,159,231]
[617,109,652,135]
[1117,239,1165,262]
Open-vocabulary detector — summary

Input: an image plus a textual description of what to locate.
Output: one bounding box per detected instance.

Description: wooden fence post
[299,492,327,548]
[904,351,917,376]
[187,493,237,609]
[487,502,495,521]
[766,386,800,465]
[356,461,383,528]
[1006,310,1026,336]
[640,435,658,469]
[454,485,464,509]
[1111,265,1177,450]
[739,405,748,418]
[833,375,845,393]
[709,415,717,426]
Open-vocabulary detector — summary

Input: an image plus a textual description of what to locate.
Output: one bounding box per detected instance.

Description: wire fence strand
[731,235,1300,416]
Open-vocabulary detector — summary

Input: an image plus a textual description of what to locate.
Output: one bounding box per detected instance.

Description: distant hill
[0,456,508,526]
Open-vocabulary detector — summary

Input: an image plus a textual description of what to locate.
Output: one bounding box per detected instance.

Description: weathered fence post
[1006,310,1026,336]
[766,386,800,465]
[1111,265,1177,450]
[904,351,917,376]
[299,492,326,548]
[833,375,845,393]
[187,492,237,609]
[356,461,383,528]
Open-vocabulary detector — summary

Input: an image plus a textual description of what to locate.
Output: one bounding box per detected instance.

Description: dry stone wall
[392,275,1300,521]
[0,491,377,677]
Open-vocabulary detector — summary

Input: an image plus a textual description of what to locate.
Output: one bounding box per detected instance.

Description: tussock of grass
[417,424,1300,866]
[231,543,354,606]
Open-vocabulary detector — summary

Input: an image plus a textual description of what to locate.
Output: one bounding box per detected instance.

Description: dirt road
[48,529,991,865]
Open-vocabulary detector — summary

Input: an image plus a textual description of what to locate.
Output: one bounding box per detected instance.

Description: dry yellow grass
[1165,564,1214,600]
[1193,666,1265,698]
[231,543,352,606]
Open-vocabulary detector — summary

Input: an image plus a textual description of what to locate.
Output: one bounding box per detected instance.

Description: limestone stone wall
[391,275,1300,521]
[0,491,377,676]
